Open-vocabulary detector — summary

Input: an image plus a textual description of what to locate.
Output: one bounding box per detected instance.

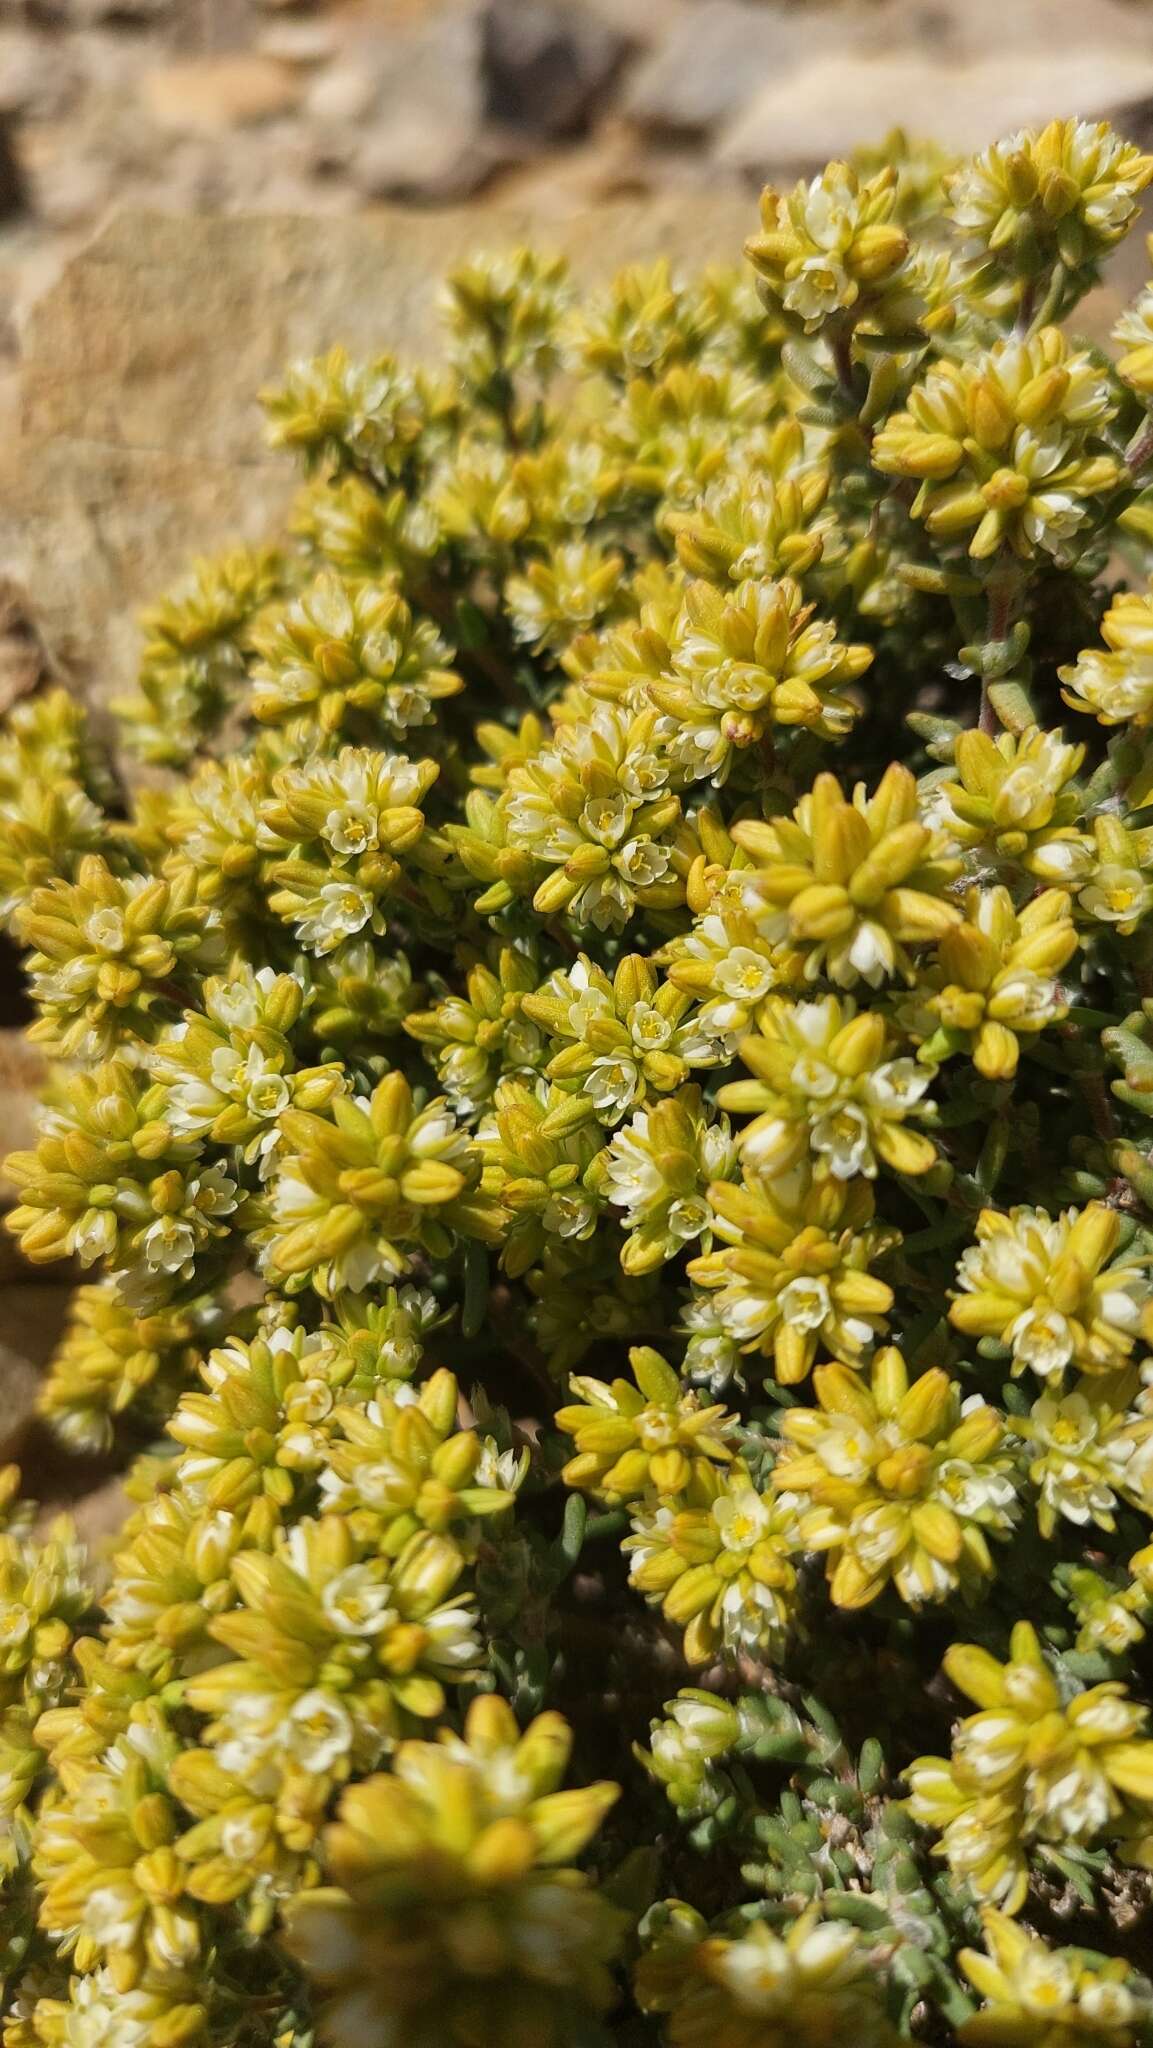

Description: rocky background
[6,0,1153,1526]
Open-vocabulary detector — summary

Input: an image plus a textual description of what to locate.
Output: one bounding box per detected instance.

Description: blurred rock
[0,1030,47,1183]
[72,0,170,18]
[0,199,749,719]
[258,19,338,66]
[0,579,57,714]
[0,30,80,121]
[0,120,28,219]
[875,0,1153,59]
[309,5,489,201]
[67,1477,130,1552]
[0,1287,72,1462]
[140,53,302,132]
[624,2,809,139]
[481,0,630,140]
[718,46,1153,175]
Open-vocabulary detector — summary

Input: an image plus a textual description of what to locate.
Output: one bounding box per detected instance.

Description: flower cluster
[908,1624,1153,1911]
[10,116,1153,2048]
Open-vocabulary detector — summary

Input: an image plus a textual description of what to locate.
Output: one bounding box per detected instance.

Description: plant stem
[979,568,1018,734]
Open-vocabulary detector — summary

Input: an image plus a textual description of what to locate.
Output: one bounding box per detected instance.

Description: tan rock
[0,198,750,720]
[0,1285,72,1462]
[140,55,302,134]
[717,48,1153,175]
[0,1030,47,1188]
[63,1477,130,1554]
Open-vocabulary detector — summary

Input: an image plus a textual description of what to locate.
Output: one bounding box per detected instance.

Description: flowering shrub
[10,116,1153,2046]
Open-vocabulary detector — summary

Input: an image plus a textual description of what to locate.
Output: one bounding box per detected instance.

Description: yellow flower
[746,160,913,335]
[265,1070,504,1298]
[556,1345,735,1502]
[931,727,1089,885]
[914,885,1078,1079]
[691,1164,894,1384]
[950,1204,1152,1381]
[872,328,1121,561]
[959,1909,1152,2048]
[947,118,1153,273]
[284,1697,622,2048]
[727,764,962,991]
[636,1900,898,2048]
[774,1349,1018,1608]
[624,1461,799,1666]
[1061,584,1153,728]
[907,1622,1153,1911]
[718,993,937,1179]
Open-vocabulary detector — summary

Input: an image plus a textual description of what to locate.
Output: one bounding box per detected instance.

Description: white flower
[321,1565,396,1637]
[295,880,376,953]
[286,1689,355,1773]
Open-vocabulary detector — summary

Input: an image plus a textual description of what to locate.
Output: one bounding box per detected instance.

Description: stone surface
[139,53,302,131]
[308,5,488,201]
[0,119,28,220]
[624,2,812,139]
[0,1030,47,1171]
[0,577,62,716]
[0,1287,73,1462]
[0,197,751,715]
[718,46,1153,175]
[481,0,630,140]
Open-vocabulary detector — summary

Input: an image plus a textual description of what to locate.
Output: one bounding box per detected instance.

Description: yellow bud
[895,1367,953,1441]
[911,1500,963,1562]
[943,1641,1007,1708]
[788,883,855,939]
[1065,1201,1120,1274]
[1119,343,1153,394]
[968,382,1015,452]
[469,1816,537,1883]
[889,433,965,479]
[530,1781,620,1863]
[849,223,909,282]
[973,1019,1019,1079]
[1016,366,1069,427]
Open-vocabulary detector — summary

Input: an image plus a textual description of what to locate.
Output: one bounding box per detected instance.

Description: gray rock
[0,120,27,221]
[0,1029,48,1191]
[0,1287,73,1463]
[481,0,630,140]
[717,46,1153,177]
[0,30,81,121]
[624,2,810,139]
[308,5,489,202]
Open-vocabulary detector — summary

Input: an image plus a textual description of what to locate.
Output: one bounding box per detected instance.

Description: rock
[0,1030,46,1224]
[481,0,630,140]
[352,128,504,206]
[0,30,80,120]
[308,6,488,200]
[63,1477,130,1553]
[0,580,61,716]
[877,0,1153,59]
[70,0,170,18]
[0,1286,73,1462]
[0,120,27,221]
[0,1030,45,1168]
[139,54,302,133]
[305,57,381,132]
[717,46,1153,177]
[0,199,751,721]
[624,1,810,139]
[258,18,337,66]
